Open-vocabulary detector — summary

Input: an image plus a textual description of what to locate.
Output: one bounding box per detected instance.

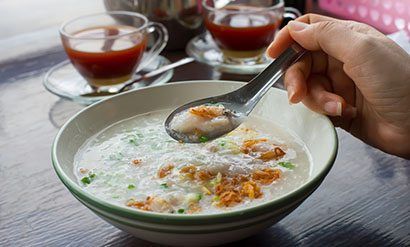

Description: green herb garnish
[126,132,143,146]
[129,138,138,146]
[177,208,185,214]
[160,183,169,189]
[81,176,91,185]
[278,162,295,169]
[80,171,96,185]
[128,184,136,189]
[199,136,209,143]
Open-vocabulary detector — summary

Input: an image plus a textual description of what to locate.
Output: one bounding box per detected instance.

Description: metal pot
[104,0,204,51]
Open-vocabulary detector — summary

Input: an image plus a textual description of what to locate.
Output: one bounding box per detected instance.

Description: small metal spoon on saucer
[82,57,194,97]
[165,43,307,143]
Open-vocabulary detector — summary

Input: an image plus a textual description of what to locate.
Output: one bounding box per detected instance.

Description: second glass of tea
[203,0,299,65]
[60,11,168,91]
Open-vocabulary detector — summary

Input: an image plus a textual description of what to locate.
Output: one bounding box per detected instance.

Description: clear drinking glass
[60,11,168,91]
[203,0,300,65]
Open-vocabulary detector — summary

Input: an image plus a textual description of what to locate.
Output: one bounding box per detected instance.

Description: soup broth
[74,110,311,214]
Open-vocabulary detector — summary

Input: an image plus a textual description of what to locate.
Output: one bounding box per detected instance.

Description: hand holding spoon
[165,44,307,143]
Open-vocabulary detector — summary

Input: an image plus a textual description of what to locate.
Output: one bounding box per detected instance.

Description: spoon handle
[241,43,306,114]
[118,57,195,93]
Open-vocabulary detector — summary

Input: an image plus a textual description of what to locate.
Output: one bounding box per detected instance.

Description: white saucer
[186,32,272,75]
[43,55,173,105]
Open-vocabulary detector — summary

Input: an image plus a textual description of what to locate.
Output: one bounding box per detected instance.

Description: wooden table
[0,1,409,246]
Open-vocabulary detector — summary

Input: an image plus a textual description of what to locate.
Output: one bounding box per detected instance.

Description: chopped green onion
[197,193,203,201]
[81,177,91,185]
[129,138,138,146]
[199,136,209,143]
[128,184,136,189]
[278,161,295,169]
[80,172,97,185]
[177,208,185,214]
[212,195,220,201]
[160,183,169,189]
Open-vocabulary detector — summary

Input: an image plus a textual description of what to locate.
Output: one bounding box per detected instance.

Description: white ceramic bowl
[52,81,338,246]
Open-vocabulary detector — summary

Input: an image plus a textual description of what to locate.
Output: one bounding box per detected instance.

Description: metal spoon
[165,43,307,143]
[82,57,194,97]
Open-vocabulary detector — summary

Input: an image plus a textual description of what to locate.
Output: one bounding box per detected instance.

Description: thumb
[287,20,363,64]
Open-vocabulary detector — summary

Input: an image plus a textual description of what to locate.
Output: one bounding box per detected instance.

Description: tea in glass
[60,12,168,90]
[203,0,285,64]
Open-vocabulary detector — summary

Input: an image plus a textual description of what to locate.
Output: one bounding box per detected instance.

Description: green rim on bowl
[52,80,338,226]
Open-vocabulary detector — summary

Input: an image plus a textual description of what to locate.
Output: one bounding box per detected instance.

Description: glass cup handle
[284,7,302,20]
[136,22,169,72]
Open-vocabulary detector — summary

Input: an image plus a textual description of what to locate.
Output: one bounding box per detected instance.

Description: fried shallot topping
[214,174,262,207]
[219,191,242,207]
[252,168,281,185]
[189,105,225,119]
[241,139,268,154]
[241,138,286,161]
[258,147,286,161]
[180,165,215,181]
[132,159,142,165]
[197,170,214,181]
[241,181,262,199]
[180,164,197,180]
[129,166,282,212]
[127,196,153,211]
[158,164,175,178]
[187,203,202,214]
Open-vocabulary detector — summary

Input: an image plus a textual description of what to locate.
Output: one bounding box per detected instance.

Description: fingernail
[266,43,275,55]
[287,85,296,103]
[324,101,342,116]
[288,21,309,32]
[343,105,357,118]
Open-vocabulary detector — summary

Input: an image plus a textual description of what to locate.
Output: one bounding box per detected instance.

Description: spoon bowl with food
[166,101,244,143]
[165,43,306,143]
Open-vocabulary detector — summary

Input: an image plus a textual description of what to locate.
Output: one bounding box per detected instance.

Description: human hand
[267,14,410,158]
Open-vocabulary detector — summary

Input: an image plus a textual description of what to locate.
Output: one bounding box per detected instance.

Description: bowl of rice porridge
[52,80,338,246]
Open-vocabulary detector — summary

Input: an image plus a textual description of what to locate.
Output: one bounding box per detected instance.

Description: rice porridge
[74,110,311,214]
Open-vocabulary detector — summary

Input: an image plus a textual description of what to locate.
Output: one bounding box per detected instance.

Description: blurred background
[1,0,408,61]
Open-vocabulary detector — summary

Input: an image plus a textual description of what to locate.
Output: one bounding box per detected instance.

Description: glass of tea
[202,0,300,65]
[60,11,168,90]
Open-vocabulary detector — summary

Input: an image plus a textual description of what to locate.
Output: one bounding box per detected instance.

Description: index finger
[267,14,339,58]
